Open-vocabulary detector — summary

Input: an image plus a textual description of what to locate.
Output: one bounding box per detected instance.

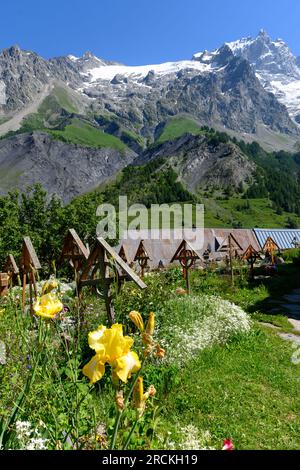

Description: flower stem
[110,357,146,450]
[123,418,139,450]
[110,410,123,450]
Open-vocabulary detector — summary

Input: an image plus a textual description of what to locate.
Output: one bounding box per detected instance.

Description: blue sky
[0,0,299,64]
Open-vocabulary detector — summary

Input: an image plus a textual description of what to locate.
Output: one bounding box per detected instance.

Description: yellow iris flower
[83,324,141,384]
[112,351,141,383]
[88,325,107,353]
[82,352,106,385]
[33,293,63,319]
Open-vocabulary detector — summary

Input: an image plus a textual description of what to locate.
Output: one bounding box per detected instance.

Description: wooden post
[99,245,115,326]
[0,273,9,297]
[229,234,234,287]
[79,238,147,325]
[170,240,200,295]
[134,240,150,279]
[22,273,27,310]
[20,238,41,313]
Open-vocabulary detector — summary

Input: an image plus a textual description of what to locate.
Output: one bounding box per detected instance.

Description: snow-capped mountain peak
[222,31,300,124]
[225,30,300,78]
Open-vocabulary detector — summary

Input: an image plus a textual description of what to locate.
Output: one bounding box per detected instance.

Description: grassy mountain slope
[49,119,127,151]
[156,116,204,144]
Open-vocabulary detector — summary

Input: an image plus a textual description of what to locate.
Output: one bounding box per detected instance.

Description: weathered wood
[97,238,147,289]
[134,240,150,278]
[21,237,41,272]
[242,244,260,279]
[60,228,90,271]
[263,236,279,264]
[0,273,9,297]
[118,245,129,264]
[217,233,243,256]
[229,234,234,287]
[79,237,147,324]
[171,240,200,294]
[4,254,19,276]
[20,237,41,312]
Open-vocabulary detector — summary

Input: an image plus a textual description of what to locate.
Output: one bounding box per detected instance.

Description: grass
[156,116,203,144]
[49,119,127,151]
[203,198,300,228]
[158,327,300,449]
[53,86,78,114]
[1,262,300,449]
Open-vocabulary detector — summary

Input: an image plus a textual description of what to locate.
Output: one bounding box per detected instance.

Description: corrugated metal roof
[253,229,300,250]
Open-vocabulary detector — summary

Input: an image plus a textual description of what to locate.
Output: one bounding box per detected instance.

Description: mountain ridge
[1,31,300,202]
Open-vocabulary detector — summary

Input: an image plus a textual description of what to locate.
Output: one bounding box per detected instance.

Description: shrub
[157,295,251,365]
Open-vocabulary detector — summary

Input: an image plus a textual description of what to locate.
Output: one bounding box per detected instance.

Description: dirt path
[262,288,300,345]
[0,83,54,136]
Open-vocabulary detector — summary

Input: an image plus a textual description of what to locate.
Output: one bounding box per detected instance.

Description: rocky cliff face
[0,132,136,202]
[0,32,300,202]
[0,38,299,138]
[223,30,300,123]
[136,134,256,193]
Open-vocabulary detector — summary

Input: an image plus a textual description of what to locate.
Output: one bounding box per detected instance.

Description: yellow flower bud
[42,278,58,295]
[129,311,144,332]
[133,376,144,409]
[115,390,124,411]
[147,385,156,397]
[156,344,166,359]
[145,312,155,337]
[133,377,156,417]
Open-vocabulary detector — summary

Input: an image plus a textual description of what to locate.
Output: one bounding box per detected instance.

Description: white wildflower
[160,295,251,365]
[26,437,49,450]
[159,425,215,450]
[16,421,32,439]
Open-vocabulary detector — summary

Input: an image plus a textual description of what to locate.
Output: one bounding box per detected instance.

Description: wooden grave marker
[134,240,151,278]
[0,273,9,297]
[3,254,19,290]
[242,244,259,280]
[171,239,200,294]
[20,237,41,312]
[263,236,279,264]
[79,237,147,325]
[4,254,19,280]
[59,228,90,272]
[217,233,243,287]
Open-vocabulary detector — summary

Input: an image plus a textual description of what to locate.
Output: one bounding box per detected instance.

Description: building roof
[253,229,300,250]
[117,228,260,269]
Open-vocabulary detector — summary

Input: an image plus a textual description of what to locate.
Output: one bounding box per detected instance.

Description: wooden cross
[59,228,90,272]
[217,233,243,287]
[242,244,259,280]
[134,240,150,278]
[263,236,279,264]
[20,237,41,313]
[118,245,129,264]
[171,239,200,294]
[3,254,19,286]
[79,237,147,325]
[0,273,9,297]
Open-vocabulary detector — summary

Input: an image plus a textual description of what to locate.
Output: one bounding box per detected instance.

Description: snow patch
[68,55,79,62]
[266,78,300,118]
[83,60,217,84]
